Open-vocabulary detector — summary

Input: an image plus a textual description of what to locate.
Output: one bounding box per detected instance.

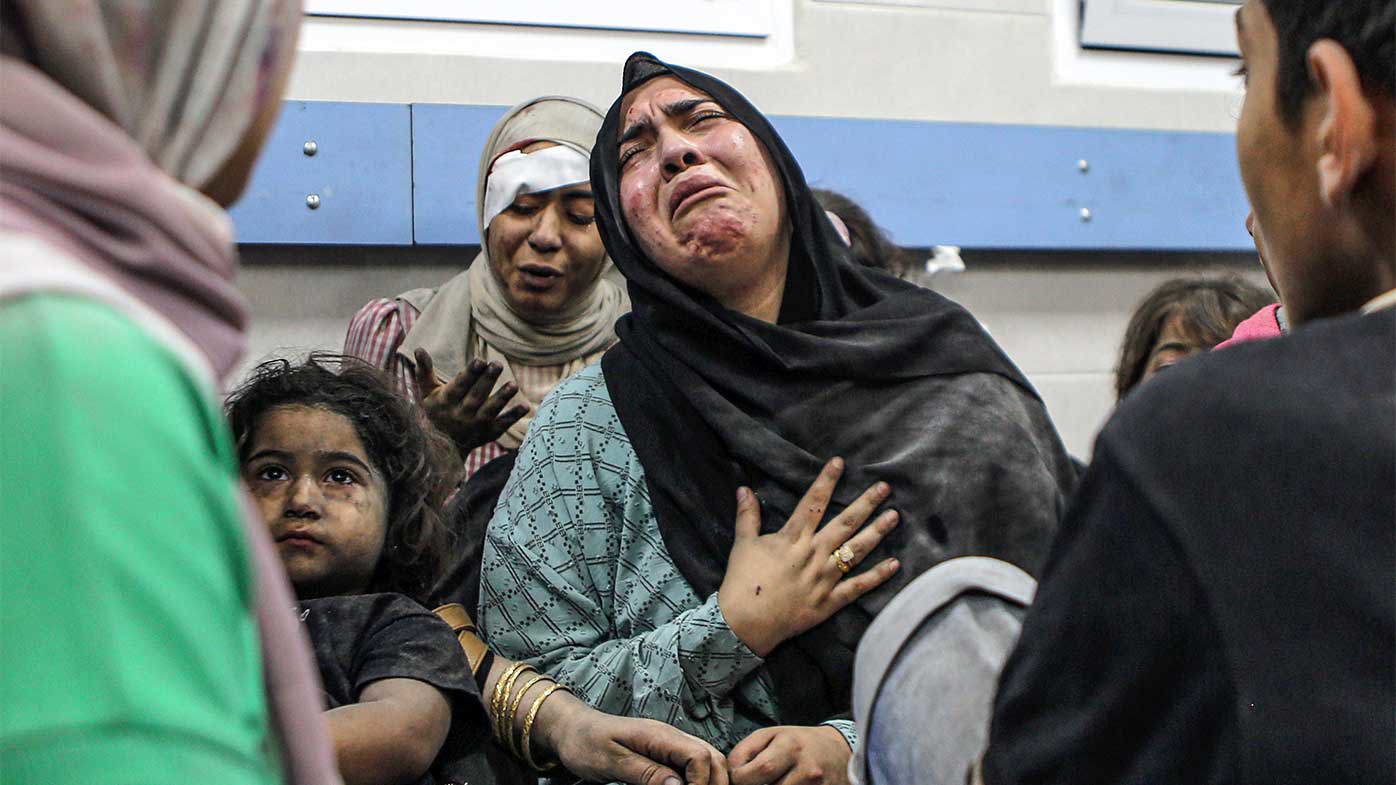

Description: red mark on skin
[677,205,749,259]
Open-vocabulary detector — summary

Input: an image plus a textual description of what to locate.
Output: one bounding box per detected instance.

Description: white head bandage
[481,144,591,230]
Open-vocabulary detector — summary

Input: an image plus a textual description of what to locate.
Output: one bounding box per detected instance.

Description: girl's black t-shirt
[300,592,500,785]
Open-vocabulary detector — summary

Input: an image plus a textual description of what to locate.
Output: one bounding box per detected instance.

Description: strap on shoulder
[434,602,491,681]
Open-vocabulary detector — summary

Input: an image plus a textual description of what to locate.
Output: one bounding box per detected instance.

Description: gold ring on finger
[832,544,856,574]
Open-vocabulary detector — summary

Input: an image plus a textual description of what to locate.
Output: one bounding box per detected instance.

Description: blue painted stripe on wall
[234,100,1253,251]
[411,104,511,245]
[231,101,412,244]
[771,115,1250,250]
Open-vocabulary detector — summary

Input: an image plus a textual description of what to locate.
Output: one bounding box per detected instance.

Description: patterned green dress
[479,364,857,752]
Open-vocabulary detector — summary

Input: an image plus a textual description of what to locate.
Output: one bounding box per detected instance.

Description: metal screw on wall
[1080,207,1093,222]
[306,194,321,210]
[1077,159,1089,173]
[303,141,318,156]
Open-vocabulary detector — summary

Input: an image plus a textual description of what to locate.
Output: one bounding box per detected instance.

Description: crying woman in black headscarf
[478,53,1077,784]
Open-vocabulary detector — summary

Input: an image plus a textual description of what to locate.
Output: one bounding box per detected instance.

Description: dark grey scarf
[595,52,1078,726]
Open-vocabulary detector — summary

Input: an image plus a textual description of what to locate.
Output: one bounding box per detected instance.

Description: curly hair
[225,354,461,604]
[1115,276,1277,400]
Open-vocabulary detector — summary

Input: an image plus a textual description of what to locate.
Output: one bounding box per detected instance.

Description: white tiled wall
[235,249,1270,459]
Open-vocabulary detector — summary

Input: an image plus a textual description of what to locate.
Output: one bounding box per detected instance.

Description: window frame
[809,0,1046,13]
[1080,0,1241,57]
[303,0,774,38]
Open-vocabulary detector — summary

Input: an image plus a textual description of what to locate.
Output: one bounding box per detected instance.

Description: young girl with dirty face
[228,355,729,785]
[229,355,484,785]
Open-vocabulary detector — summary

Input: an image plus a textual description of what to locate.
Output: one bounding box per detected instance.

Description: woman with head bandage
[345,96,627,480]
[344,95,627,612]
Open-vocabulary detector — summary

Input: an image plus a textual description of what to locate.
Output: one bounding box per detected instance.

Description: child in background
[1114,275,1275,399]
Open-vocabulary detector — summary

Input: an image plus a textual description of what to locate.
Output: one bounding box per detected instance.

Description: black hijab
[594,53,1077,726]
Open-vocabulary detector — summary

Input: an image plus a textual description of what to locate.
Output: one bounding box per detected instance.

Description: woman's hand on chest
[716,458,901,657]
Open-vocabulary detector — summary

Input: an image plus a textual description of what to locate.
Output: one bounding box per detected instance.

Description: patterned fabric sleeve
[826,719,858,753]
[478,368,768,747]
[463,441,506,478]
[343,297,420,400]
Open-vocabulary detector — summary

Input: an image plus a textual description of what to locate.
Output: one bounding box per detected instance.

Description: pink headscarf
[0,4,341,784]
[1214,303,1285,351]
[0,0,308,379]
[0,58,248,377]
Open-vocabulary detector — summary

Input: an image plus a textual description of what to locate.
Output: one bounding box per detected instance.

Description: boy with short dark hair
[980,1,1394,782]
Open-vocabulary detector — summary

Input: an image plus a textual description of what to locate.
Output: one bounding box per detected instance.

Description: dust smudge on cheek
[722,133,758,164]
[251,492,284,534]
[329,484,378,517]
[620,183,650,233]
[714,126,773,193]
[621,178,676,262]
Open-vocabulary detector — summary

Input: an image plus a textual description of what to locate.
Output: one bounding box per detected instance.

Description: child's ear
[1308,39,1378,209]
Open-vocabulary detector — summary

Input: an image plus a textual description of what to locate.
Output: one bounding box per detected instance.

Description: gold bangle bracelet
[492,662,532,743]
[505,673,549,756]
[489,661,524,733]
[489,662,517,728]
[522,682,573,772]
[499,662,530,743]
[496,664,535,744]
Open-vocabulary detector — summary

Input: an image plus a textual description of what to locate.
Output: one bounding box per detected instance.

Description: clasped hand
[560,458,899,785]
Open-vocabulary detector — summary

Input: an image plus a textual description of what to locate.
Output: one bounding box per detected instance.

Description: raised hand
[413,348,529,456]
[717,457,901,658]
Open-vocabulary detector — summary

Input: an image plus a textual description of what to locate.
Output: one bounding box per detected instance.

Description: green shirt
[0,295,280,784]
[479,364,857,752]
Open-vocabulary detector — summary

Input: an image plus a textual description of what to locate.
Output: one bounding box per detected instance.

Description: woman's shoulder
[346,275,454,339]
[511,363,643,493]
[346,296,418,337]
[532,362,620,430]
[5,292,175,361]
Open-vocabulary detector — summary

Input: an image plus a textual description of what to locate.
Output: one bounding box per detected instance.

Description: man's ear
[1309,39,1378,208]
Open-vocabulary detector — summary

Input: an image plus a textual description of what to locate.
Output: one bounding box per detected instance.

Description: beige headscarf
[1,5,342,785]
[397,96,629,448]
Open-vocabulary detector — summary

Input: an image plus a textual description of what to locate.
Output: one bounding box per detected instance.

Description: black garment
[431,451,519,614]
[985,309,1396,785]
[425,456,539,785]
[593,52,1078,726]
[302,593,503,785]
